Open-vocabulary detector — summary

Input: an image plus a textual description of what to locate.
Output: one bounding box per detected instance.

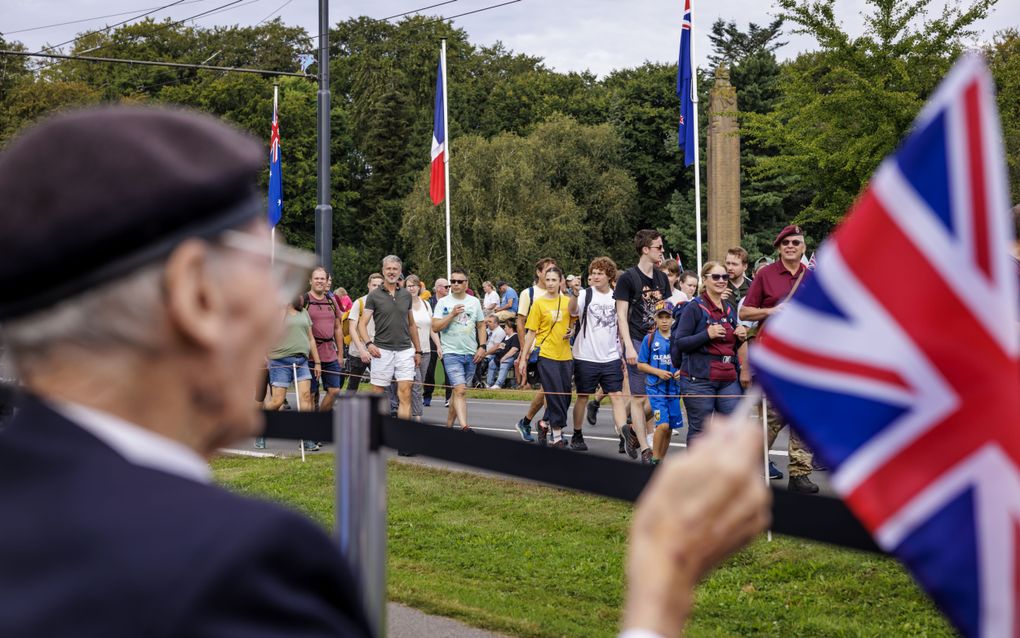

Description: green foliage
[708,18,787,69]
[400,115,638,286]
[988,29,1020,203]
[746,0,998,235]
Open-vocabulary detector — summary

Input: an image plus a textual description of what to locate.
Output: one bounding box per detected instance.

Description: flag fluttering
[430,55,447,205]
[675,0,695,167]
[752,54,1020,637]
[267,91,282,227]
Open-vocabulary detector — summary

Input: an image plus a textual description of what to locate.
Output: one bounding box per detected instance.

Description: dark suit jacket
[0,396,373,638]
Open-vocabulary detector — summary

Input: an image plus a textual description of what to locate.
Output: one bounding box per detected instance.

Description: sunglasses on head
[781,239,803,247]
[707,273,727,281]
[450,279,467,284]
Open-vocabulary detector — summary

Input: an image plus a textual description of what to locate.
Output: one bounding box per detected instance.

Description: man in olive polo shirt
[741,224,819,494]
[357,255,422,420]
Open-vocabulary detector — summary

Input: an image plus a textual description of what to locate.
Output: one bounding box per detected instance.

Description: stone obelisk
[707,64,741,262]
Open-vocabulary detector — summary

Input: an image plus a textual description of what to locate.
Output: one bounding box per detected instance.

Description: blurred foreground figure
[0,106,769,638]
[0,106,372,638]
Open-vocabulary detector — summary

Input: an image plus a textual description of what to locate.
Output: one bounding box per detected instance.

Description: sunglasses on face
[450,279,467,284]
[707,273,728,282]
[781,239,803,247]
[649,244,664,251]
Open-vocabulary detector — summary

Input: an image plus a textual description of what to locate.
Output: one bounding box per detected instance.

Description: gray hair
[381,255,402,268]
[2,260,168,374]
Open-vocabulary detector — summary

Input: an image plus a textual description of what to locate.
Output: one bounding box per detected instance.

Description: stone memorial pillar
[707,64,741,262]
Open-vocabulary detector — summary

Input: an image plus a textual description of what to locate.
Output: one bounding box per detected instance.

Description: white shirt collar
[49,399,212,484]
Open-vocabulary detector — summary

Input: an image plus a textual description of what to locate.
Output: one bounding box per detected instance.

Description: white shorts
[370,347,416,386]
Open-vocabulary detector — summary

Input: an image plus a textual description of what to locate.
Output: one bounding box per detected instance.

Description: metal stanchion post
[294,362,305,462]
[761,394,772,543]
[335,395,387,637]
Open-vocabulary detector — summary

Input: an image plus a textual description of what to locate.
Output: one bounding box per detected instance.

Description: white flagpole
[441,39,452,281]
[689,2,703,276]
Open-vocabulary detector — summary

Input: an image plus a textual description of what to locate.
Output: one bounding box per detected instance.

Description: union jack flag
[752,54,1020,637]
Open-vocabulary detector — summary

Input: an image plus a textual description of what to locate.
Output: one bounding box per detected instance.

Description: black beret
[0,105,264,319]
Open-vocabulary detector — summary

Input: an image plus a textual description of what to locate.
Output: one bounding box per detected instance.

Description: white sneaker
[444,400,450,408]
[488,385,500,390]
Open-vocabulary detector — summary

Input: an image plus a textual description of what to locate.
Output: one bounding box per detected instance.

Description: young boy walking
[637,301,684,465]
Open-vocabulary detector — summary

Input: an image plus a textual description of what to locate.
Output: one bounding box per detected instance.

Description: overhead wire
[33,0,190,54]
[2,0,212,37]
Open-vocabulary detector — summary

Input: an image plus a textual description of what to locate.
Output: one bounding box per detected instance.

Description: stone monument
[707,64,741,262]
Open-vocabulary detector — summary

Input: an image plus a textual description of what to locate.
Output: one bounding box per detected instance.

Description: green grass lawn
[214,455,954,638]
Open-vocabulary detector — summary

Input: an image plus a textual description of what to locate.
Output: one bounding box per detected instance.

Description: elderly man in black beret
[0,106,771,638]
[0,106,373,637]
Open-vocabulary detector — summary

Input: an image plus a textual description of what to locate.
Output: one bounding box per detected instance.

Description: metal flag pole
[441,38,452,281]
[689,1,703,276]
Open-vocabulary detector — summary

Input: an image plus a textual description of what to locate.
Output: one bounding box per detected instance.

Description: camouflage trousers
[766,404,813,477]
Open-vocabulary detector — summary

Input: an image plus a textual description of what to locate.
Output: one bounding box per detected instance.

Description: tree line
[1,0,1016,295]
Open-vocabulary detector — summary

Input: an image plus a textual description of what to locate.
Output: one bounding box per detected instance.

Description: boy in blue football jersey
[637,301,684,465]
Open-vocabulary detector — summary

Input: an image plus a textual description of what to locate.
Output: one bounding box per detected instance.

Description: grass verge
[213,454,953,637]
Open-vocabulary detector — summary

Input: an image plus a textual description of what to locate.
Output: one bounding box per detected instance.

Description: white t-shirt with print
[571,287,622,363]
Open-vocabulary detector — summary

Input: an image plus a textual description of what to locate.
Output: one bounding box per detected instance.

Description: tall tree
[745,0,998,235]
[988,29,1020,204]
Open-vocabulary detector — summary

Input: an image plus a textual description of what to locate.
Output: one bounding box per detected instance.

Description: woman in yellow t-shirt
[517,265,574,448]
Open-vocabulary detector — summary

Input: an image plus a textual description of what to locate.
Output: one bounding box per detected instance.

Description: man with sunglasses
[432,269,486,430]
[741,224,819,493]
[615,229,672,463]
[0,107,373,636]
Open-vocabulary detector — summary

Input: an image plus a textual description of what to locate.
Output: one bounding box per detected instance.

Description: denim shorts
[268,355,312,387]
[442,353,476,387]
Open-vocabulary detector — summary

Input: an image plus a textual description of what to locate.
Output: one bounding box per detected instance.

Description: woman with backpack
[672,261,747,446]
[517,266,575,448]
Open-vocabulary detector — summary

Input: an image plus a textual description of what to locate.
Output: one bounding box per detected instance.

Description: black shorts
[573,359,624,395]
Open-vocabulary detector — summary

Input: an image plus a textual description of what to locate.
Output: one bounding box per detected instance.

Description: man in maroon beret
[740,224,819,494]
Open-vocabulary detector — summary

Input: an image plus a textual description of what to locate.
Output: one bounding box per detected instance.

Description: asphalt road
[229,396,833,496]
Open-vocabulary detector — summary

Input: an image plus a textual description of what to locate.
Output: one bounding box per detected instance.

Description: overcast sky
[4,0,1019,76]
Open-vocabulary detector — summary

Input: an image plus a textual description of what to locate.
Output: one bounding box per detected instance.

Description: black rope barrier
[260,408,883,554]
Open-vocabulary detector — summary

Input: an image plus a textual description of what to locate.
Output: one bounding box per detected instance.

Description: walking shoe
[444,400,450,408]
[515,419,534,442]
[640,448,652,465]
[423,398,431,407]
[618,435,626,454]
[551,439,568,449]
[621,424,639,459]
[253,436,266,450]
[535,420,549,447]
[585,400,599,426]
[302,440,321,452]
[768,461,784,480]
[788,475,819,494]
[650,457,661,466]
[570,430,588,451]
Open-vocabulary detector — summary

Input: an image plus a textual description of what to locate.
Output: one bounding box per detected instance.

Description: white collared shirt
[49,400,211,484]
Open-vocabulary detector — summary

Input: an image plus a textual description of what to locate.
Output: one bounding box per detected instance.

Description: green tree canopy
[399,115,638,288]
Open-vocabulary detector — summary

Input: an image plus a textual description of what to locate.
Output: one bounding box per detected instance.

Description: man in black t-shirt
[614,229,672,464]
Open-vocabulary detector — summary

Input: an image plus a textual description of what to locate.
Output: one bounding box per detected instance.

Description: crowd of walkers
[257,226,822,493]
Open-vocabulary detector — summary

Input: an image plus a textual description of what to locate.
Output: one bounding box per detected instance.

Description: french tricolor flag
[429,55,446,205]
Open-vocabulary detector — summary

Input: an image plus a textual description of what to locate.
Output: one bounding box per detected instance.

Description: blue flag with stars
[676,0,695,167]
[267,99,282,227]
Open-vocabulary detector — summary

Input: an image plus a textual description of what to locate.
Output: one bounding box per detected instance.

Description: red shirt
[743,261,807,310]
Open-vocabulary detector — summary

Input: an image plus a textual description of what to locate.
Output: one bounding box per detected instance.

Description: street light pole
[315,0,332,271]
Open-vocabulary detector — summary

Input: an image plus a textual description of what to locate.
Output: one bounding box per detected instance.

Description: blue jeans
[443,353,476,387]
[680,377,742,446]
[490,359,516,387]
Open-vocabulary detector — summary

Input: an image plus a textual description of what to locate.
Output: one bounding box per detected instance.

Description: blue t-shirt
[501,287,519,313]
[638,331,678,393]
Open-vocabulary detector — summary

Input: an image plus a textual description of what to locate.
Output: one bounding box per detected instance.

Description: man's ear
[163,240,227,350]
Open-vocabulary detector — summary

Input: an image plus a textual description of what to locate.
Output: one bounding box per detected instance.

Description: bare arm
[739,304,774,322]
[472,320,487,363]
[616,299,637,365]
[408,311,422,353]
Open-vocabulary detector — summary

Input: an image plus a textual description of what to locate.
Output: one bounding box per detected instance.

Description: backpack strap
[579,286,593,338]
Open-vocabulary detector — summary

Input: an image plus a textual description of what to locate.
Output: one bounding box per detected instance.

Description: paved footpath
[388,603,509,638]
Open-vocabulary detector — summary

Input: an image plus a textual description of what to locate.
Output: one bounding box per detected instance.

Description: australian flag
[752,54,1020,637]
[267,97,282,227]
[676,0,695,167]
